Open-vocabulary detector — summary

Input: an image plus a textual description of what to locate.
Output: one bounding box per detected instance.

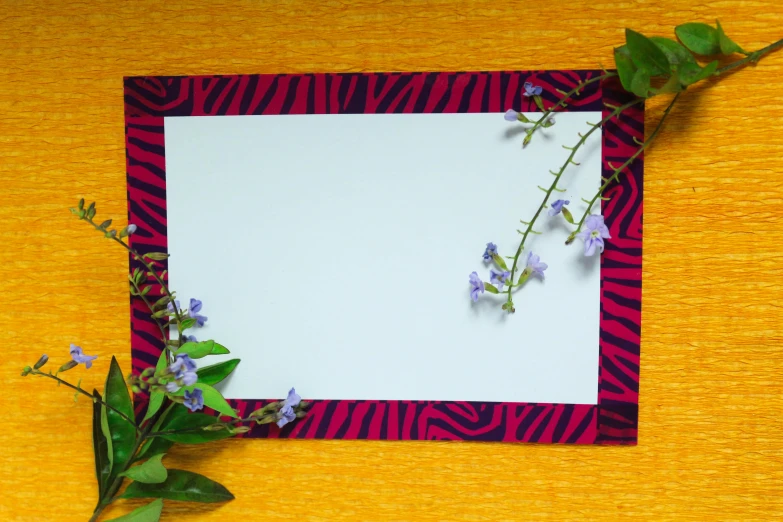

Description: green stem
[505,99,643,307]
[525,72,616,142]
[89,398,173,522]
[570,92,681,239]
[128,277,169,347]
[717,37,783,75]
[31,370,141,433]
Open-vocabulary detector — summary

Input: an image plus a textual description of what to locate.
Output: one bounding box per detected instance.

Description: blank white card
[164,111,603,404]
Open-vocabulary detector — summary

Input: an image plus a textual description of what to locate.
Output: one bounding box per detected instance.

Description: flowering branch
[26,367,141,432]
[500,98,642,311]
[567,92,681,243]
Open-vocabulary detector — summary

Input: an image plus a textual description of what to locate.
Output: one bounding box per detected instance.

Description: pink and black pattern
[125,71,643,444]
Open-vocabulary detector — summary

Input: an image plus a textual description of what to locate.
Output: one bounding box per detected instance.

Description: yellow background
[1,1,782,520]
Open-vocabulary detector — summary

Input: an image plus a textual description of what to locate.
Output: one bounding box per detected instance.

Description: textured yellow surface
[1,1,782,520]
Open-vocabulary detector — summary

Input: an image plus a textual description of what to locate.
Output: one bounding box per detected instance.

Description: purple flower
[183,334,197,343]
[577,214,611,256]
[167,354,198,390]
[548,199,570,217]
[276,388,302,428]
[504,109,520,122]
[183,388,204,412]
[70,344,98,369]
[489,269,511,291]
[126,224,137,235]
[167,300,180,313]
[189,298,208,327]
[469,272,485,302]
[523,81,543,97]
[525,252,548,279]
[482,242,498,262]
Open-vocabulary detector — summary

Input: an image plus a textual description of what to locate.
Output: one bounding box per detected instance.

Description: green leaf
[92,389,111,498]
[120,454,168,484]
[210,342,230,355]
[649,37,697,68]
[197,359,240,386]
[180,318,197,330]
[105,356,137,484]
[159,413,235,444]
[121,469,235,503]
[78,198,85,210]
[105,499,163,522]
[172,384,238,418]
[625,28,670,76]
[716,20,745,55]
[679,60,718,86]
[675,22,720,55]
[630,68,651,98]
[484,283,499,295]
[175,341,211,359]
[613,45,637,93]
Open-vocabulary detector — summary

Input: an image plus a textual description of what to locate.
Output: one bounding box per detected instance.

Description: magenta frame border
[124,71,643,444]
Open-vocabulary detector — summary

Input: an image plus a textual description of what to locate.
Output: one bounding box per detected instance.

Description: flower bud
[33,354,49,370]
[565,231,577,245]
[203,423,228,432]
[561,207,575,225]
[58,360,79,373]
[21,366,32,376]
[231,426,252,434]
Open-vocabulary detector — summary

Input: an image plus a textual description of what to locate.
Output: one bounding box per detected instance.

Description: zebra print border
[125,71,643,444]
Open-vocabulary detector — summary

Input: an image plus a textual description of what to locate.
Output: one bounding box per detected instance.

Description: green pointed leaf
[484,283,499,295]
[121,469,235,503]
[120,454,168,484]
[613,45,637,92]
[679,60,718,86]
[649,37,697,68]
[675,22,720,55]
[92,389,111,497]
[158,413,235,444]
[625,28,670,76]
[197,359,240,386]
[175,341,211,359]
[210,342,230,355]
[105,499,163,522]
[630,68,651,98]
[174,384,238,418]
[716,20,745,55]
[105,356,136,484]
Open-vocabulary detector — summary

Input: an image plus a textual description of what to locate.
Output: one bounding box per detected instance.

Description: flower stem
[717,37,783,75]
[525,72,616,141]
[569,92,681,239]
[31,370,141,433]
[505,98,643,306]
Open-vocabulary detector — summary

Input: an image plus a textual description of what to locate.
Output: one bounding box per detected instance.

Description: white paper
[164,111,603,404]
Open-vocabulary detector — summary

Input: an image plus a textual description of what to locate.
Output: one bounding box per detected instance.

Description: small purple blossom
[183,388,204,412]
[70,344,98,369]
[183,334,198,343]
[483,242,498,262]
[167,300,180,314]
[523,81,543,97]
[126,224,137,235]
[548,199,570,217]
[489,269,511,291]
[165,381,180,393]
[525,252,548,279]
[168,354,198,389]
[577,214,611,256]
[469,272,485,302]
[189,298,208,327]
[504,109,520,122]
[276,388,302,428]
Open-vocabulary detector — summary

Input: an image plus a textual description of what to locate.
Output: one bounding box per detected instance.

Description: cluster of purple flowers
[470,243,547,302]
